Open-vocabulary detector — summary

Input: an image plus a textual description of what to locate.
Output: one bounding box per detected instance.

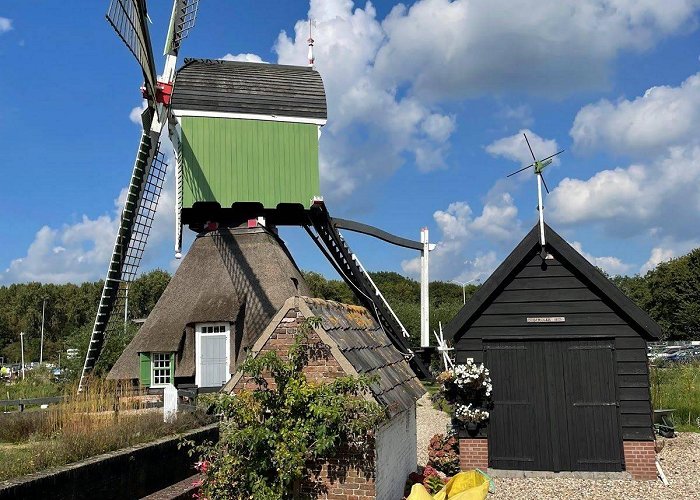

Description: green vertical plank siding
[170,353,175,384]
[180,117,320,208]
[139,353,151,387]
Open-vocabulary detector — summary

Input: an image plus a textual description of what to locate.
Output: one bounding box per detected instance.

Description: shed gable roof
[444,223,662,342]
[171,59,327,121]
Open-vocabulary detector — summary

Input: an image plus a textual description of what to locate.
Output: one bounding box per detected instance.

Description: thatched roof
[108,227,310,380]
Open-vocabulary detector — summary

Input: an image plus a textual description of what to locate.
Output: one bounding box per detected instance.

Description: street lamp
[451,278,481,304]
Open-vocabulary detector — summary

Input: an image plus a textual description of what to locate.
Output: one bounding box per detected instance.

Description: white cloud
[0,17,12,34]
[373,0,700,100]
[640,247,676,274]
[571,72,700,156]
[274,0,456,202]
[220,53,265,63]
[569,241,632,275]
[129,100,148,125]
[401,193,521,281]
[1,135,177,284]
[496,104,534,128]
[549,145,700,240]
[486,129,560,167]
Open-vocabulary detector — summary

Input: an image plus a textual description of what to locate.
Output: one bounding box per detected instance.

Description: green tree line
[1,247,698,370]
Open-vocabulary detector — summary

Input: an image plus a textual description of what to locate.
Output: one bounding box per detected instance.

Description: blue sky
[2,0,700,285]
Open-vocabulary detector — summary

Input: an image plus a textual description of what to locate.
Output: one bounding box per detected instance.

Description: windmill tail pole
[420,228,430,348]
[537,173,546,247]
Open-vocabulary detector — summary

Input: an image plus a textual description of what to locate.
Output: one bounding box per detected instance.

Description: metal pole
[40,298,46,364]
[462,284,466,305]
[20,332,25,380]
[420,228,430,348]
[537,173,546,247]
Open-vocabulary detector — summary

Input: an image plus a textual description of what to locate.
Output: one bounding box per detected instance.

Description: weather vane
[507,133,564,249]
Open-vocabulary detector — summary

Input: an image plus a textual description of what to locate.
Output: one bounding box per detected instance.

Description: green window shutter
[170,353,175,385]
[139,353,151,387]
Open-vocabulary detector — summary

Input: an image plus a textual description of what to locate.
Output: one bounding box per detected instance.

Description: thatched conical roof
[108,227,310,380]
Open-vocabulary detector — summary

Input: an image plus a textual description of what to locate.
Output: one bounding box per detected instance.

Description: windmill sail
[107,0,158,98]
[79,133,168,391]
[164,0,200,55]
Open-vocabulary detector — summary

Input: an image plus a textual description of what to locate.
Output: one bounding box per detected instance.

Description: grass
[650,361,700,432]
[0,378,214,481]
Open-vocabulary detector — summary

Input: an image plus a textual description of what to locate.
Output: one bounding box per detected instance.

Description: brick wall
[623,440,657,480]
[232,307,376,499]
[459,438,488,470]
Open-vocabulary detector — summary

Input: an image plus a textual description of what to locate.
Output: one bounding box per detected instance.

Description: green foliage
[189,319,386,499]
[302,271,470,348]
[650,362,700,432]
[2,366,63,402]
[611,248,700,340]
[0,270,170,365]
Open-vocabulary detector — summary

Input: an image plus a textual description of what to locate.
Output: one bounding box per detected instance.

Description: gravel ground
[415,395,700,499]
[416,393,451,466]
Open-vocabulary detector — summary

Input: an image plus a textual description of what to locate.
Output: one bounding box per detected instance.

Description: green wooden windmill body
[171,59,327,209]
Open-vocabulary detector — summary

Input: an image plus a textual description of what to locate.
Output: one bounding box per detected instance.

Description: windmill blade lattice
[78,135,168,392]
[165,0,200,54]
[107,0,158,98]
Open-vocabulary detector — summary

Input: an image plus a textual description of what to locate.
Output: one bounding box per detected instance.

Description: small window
[152,353,172,386]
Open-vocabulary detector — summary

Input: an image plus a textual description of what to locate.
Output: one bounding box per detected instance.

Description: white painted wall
[375,406,417,500]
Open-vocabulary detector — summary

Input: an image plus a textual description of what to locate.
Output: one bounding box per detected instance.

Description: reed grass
[0,378,213,481]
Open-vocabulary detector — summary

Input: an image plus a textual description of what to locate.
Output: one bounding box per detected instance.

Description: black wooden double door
[485,339,623,472]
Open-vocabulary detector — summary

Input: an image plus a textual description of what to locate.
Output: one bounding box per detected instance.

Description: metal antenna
[505,133,565,248]
[307,19,315,67]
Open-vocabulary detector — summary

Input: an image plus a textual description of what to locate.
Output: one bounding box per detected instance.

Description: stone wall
[0,424,218,500]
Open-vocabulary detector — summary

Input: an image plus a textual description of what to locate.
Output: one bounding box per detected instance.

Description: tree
[189,319,386,499]
[128,270,171,320]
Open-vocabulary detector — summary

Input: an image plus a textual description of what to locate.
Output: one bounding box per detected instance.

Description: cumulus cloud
[571,72,700,156]
[373,0,700,100]
[401,193,521,281]
[486,129,560,167]
[1,116,178,284]
[549,144,700,240]
[220,53,265,63]
[274,0,456,202]
[569,241,632,276]
[640,247,676,274]
[0,17,12,34]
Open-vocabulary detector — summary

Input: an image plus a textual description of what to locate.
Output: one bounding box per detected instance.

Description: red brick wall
[459,438,488,470]
[623,441,657,480]
[232,307,376,498]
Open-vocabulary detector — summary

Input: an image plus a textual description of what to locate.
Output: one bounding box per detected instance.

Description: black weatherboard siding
[171,59,327,120]
[445,223,660,472]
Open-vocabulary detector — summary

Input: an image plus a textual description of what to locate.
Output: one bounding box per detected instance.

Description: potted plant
[437,359,492,436]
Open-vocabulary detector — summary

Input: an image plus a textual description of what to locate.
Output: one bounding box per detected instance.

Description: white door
[196,324,230,387]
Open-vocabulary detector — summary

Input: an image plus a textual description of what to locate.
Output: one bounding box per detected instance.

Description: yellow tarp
[407,471,489,500]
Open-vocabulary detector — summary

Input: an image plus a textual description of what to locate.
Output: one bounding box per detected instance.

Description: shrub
[427,433,460,475]
[187,319,387,499]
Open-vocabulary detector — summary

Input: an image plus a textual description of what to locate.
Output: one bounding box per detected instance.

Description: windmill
[84,2,434,387]
[78,0,200,392]
[507,133,564,248]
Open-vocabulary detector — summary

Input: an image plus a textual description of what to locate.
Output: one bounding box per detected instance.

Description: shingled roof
[171,59,327,121]
[226,296,425,416]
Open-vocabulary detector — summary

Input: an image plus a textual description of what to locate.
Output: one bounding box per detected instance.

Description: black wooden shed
[445,223,661,475]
